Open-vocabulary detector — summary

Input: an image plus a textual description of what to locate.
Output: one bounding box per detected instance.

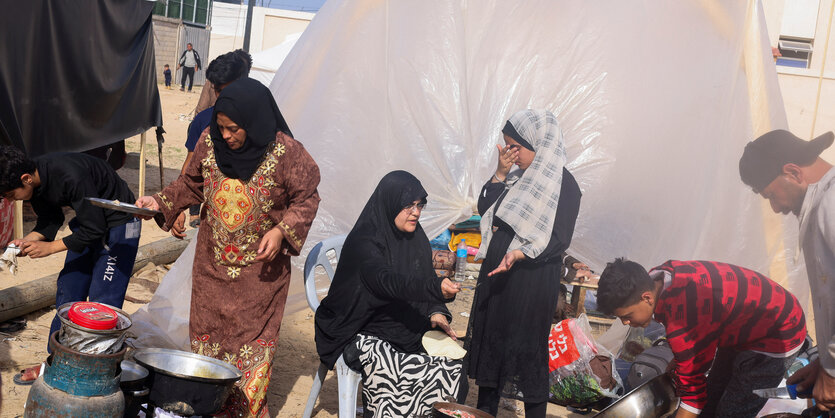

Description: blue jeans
[48,218,141,349]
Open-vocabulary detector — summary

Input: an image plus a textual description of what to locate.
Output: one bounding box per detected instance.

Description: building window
[152,0,210,27]
[776,39,813,69]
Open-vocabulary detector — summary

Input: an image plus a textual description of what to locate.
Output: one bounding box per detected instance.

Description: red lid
[67,302,118,330]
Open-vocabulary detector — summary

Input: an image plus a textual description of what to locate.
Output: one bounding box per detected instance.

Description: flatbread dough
[422,330,467,360]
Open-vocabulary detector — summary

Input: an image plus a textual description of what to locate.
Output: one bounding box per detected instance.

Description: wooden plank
[0,230,195,323]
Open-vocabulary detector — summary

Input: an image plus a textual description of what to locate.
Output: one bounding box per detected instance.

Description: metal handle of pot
[128,388,150,397]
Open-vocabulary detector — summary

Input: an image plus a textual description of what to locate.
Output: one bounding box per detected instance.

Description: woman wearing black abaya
[466,109,582,417]
[136,78,320,417]
[315,171,463,417]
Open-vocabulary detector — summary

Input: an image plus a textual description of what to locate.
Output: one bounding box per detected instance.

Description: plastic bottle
[454,239,467,282]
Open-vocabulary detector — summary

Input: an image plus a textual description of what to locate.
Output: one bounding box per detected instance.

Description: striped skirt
[354,334,463,417]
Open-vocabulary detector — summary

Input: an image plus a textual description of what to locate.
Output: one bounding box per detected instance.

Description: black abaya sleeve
[357,240,448,303]
[477,179,506,215]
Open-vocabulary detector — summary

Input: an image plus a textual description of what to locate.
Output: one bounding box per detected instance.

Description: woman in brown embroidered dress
[136,77,320,417]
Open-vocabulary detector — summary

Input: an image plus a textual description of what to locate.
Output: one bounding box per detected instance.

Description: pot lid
[68,302,118,330]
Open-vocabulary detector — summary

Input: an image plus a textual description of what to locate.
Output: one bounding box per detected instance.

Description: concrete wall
[152,15,182,86]
[763,0,835,161]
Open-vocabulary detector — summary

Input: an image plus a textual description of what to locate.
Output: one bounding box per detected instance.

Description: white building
[763,0,835,159]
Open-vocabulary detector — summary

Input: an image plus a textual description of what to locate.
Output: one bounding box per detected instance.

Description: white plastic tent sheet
[270,0,808,308]
[249,33,302,87]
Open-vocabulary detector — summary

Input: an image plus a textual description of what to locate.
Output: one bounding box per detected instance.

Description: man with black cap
[739,129,835,411]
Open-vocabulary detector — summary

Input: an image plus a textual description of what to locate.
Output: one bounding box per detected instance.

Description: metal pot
[593,374,679,418]
[119,360,149,418]
[432,401,494,418]
[133,348,242,416]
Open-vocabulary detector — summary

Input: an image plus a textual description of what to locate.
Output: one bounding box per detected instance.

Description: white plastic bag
[128,238,196,351]
[548,314,623,406]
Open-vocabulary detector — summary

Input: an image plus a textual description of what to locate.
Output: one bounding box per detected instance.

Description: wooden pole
[139,131,147,197]
[0,230,196,323]
[13,200,23,240]
[810,0,835,139]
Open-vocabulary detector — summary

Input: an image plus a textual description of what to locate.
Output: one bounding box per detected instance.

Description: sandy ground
[0,85,584,417]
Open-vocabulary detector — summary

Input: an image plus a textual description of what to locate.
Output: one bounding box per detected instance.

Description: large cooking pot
[593,374,679,418]
[133,348,242,416]
[432,401,494,418]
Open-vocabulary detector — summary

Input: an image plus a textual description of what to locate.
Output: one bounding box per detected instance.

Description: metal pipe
[242,0,255,52]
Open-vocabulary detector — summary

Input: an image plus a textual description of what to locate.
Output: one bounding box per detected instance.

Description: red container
[67,302,118,330]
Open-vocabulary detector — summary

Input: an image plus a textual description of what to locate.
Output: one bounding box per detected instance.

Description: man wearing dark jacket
[177,43,202,92]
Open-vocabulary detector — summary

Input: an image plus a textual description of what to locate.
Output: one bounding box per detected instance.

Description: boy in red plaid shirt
[597,258,806,418]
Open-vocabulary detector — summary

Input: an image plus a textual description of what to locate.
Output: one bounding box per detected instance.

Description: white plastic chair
[302,235,362,418]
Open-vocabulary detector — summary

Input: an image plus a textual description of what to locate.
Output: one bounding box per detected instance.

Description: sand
[0,85,583,417]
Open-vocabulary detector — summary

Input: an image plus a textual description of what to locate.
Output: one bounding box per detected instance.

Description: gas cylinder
[24,331,125,417]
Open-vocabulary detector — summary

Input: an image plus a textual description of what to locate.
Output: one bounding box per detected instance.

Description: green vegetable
[549,372,604,405]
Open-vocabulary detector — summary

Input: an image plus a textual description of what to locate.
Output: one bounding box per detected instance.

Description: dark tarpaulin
[0,0,162,156]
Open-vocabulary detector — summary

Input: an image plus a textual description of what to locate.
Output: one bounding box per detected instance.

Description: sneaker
[179,88,185,92]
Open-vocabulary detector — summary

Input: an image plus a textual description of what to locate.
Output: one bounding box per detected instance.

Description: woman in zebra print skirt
[315,171,464,417]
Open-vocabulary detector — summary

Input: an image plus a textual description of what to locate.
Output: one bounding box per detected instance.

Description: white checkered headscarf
[476,109,566,260]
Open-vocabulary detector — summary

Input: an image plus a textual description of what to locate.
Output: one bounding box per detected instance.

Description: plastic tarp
[249,33,303,87]
[129,237,196,351]
[268,1,812,312]
[0,0,162,156]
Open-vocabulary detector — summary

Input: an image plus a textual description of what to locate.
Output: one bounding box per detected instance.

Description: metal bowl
[593,374,679,418]
[133,348,241,383]
[133,348,243,416]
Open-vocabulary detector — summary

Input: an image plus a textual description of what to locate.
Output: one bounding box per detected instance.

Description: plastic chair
[302,235,361,418]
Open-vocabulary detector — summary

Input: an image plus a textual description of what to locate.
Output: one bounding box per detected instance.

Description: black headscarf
[314,171,448,369]
[209,77,292,180]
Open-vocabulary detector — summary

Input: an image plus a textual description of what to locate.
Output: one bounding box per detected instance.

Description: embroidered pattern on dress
[200,135,285,278]
[192,334,276,417]
[156,193,174,210]
[279,220,303,249]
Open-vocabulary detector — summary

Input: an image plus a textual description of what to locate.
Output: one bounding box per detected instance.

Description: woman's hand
[255,227,285,262]
[571,261,589,271]
[488,249,526,277]
[170,212,187,239]
[134,196,160,220]
[430,313,458,340]
[440,278,461,299]
[494,144,519,181]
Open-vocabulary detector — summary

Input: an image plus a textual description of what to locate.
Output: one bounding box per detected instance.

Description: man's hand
[440,278,461,299]
[813,367,835,411]
[134,196,161,220]
[430,313,458,340]
[255,227,284,262]
[790,359,835,411]
[488,249,526,276]
[19,240,65,258]
[170,212,187,239]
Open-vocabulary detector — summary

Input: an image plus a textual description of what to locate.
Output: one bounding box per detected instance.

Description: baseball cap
[739,129,834,193]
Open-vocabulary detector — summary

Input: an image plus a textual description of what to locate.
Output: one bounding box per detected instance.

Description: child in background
[163,64,172,89]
